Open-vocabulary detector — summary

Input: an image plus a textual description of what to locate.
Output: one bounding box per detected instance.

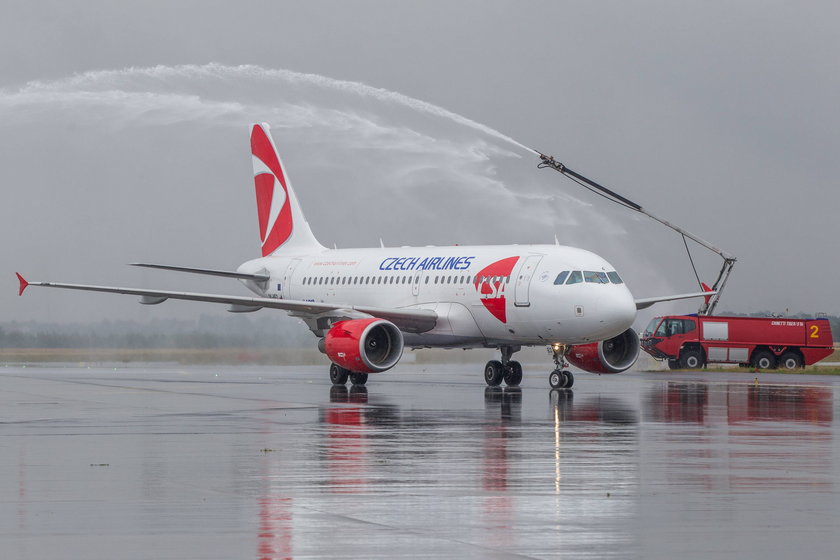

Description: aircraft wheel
[667,359,680,370]
[752,350,777,370]
[329,363,349,385]
[549,369,565,389]
[503,361,523,386]
[485,360,504,386]
[563,370,574,388]
[349,372,369,386]
[779,352,803,370]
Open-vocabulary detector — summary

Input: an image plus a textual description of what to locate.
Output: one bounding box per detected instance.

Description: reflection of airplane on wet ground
[17,124,712,388]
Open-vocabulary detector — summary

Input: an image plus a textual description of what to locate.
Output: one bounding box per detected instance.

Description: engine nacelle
[566,328,640,374]
[323,318,404,374]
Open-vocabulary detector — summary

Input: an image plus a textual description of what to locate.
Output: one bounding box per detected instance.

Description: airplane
[16,123,714,389]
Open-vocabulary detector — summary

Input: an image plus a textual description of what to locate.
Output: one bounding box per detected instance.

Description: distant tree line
[2,312,838,348]
[0,315,313,349]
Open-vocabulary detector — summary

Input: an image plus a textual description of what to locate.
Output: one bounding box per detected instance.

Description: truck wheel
[667,359,680,370]
[779,352,803,370]
[680,349,704,369]
[752,350,777,370]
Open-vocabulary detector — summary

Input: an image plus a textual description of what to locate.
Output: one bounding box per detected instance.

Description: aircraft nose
[608,288,637,332]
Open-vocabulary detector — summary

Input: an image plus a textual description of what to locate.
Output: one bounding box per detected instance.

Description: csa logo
[474,256,519,323]
[251,125,293,256]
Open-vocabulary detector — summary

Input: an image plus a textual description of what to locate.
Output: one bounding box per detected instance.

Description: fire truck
[640,315,834,369]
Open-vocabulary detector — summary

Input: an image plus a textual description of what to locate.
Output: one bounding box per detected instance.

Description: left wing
[15,273,437,334]
[634,291,716,310]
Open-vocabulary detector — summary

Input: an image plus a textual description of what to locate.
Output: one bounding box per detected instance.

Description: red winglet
[701,282,712,305]
[16,272,29,296]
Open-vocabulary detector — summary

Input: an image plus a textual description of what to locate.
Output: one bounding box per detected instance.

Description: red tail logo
[251,126,293,256]
[474,257,519,323]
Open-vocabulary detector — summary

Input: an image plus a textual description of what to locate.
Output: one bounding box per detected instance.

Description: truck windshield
[643,318,662,337]
[653,318,697,337]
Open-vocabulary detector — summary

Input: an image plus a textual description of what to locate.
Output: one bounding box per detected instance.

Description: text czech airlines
[378,256,475,272]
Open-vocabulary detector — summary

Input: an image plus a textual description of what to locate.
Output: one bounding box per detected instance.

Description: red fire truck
[640,315,834,369]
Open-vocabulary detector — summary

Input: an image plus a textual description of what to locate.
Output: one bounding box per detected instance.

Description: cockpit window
[584,271,610,284]
[607,271,623,284]
[554,271,569,285]
[565,271,583,285]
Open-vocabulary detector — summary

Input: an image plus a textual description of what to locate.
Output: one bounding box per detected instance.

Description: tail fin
[250,123,324,255]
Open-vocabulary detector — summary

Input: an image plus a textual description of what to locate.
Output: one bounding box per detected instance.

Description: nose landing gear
[484,345,523,387]
[548,344,574,389]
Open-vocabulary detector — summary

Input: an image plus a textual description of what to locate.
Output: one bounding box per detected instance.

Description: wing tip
[16,272,28,296]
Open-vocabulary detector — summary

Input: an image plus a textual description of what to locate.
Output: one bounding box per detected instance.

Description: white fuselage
[237,244,636,348]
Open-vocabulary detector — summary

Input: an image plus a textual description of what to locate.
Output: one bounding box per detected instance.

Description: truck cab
[641,315,701,369]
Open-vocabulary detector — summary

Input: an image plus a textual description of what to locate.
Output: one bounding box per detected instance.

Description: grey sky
[2,0,838,328]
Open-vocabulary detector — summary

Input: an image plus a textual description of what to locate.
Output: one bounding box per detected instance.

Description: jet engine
[566,328,640,374]
[323,318,404,374]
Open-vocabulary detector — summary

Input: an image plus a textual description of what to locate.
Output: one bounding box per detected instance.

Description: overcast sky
[2,0,838,328]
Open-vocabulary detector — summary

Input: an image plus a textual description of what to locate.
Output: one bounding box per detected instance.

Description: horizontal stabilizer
[635,291,717,310]
[131,263,269,282]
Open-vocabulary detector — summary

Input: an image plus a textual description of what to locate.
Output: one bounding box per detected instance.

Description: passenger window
[607,271,623,284]
[683,319,696,333]
[467,275,471,284]
[425,276,430,284]
[566,271,583,285]
[554,271,570,285]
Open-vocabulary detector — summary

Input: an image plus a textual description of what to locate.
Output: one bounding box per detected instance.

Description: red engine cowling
[566,328,640,374]
[323,318,404,374]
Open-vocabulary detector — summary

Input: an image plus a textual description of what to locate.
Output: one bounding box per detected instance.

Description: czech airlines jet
[17,124,713,389]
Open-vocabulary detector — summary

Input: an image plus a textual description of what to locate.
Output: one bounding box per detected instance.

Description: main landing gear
[484,345,523,387]
[329,363,368,386]
[483,344,575,389]
[548,344,574,389]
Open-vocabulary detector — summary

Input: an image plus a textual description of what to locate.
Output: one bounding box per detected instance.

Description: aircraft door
[282,258,302,299]
[514,255,543,307]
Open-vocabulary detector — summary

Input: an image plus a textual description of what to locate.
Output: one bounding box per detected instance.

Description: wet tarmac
[2,363,838,559]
